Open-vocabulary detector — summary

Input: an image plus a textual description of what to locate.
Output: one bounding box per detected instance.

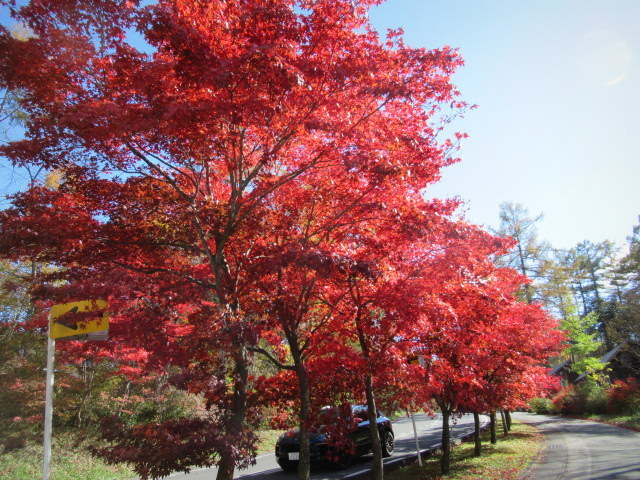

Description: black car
[275,405,394,472]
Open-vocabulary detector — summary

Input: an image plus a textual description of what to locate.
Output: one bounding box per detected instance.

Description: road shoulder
[514,412,640,480]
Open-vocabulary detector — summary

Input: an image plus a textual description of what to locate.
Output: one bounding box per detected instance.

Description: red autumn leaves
[0,1,561,478]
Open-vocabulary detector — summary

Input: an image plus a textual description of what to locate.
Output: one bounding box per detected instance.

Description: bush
[579,381,607,414]
[529,397,554,414]
[607,378,640,414]
[91,383,205,428]
[552,386,580,414]
[551,379,608,415]
[0,327,48,451]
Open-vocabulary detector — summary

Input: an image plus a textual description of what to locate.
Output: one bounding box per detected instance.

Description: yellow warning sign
[49,300,109,340]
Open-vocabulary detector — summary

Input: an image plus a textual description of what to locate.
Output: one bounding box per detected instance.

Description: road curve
[514,412,640,480]
[157,413,485,480]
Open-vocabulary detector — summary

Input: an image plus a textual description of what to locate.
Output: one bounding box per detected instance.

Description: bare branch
[249,346,295,371]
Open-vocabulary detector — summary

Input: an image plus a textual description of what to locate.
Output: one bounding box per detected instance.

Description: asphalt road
[515,412,640,480]
[160,413,484,480]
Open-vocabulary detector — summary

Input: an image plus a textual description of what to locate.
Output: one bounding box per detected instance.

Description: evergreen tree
[494,202,550,304]
[607,217,640,362]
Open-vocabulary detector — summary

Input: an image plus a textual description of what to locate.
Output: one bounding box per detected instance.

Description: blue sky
[1,1,638,251]
[370,0,640,251]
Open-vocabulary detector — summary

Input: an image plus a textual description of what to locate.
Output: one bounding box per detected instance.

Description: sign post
[42,300,109,480]
[49,300,109,341]
[42,326,55,480]
[410,411,422,467]
[408,354,426,467]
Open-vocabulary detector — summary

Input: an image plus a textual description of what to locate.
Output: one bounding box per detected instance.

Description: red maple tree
[0,1,468,479]
[407,234,563,473]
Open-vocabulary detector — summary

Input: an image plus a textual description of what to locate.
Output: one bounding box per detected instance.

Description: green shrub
[577,379,607,414]
[90,383,205,428]
[529,397,554,414]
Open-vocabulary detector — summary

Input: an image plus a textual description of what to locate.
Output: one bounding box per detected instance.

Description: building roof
[574,344,624,383]
[550,358,571,376]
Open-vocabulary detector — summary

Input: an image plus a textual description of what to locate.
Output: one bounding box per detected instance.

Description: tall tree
[608,217,640,362]
[246,159,465,480]
[0,1,466,479]
[409,224,504,473]
[494,202,549,304]
[563,240,617,347]
[408,223,563,474]
[336,201,464,479]
[569,241,616,313]
[559,304,605,377]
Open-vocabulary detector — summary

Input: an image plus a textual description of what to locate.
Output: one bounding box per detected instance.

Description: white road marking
[166,452,274,477]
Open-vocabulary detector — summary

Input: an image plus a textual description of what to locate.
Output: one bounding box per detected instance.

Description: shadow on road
[515,413,640,480]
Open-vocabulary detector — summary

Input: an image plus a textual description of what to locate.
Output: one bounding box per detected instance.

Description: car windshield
[316,405,382,426]
[352,406,368,419]
[352,405,383,419]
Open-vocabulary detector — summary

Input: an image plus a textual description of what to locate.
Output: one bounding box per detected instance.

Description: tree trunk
[489,411,497,444]
[354,309,383,480]
[296,368,311,480]
[500,409,508,436]
[216,345,250,480]
[289,339,311,480]
[216,453,235,480]
[365,374,383,480]
[473,412,481,457]
[505,410,512,431]
[440,406,451,474]
[517,242,533,304]
[577,281,588,317]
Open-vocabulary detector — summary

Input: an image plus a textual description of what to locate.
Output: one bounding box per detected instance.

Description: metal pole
[410,411,422,466]
[411,354,425,467]
[43,323,55,480]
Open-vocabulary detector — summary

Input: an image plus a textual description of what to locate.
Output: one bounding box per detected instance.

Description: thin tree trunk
[364,374,383,480]
[489,411,497,444]
[440,405,451,474]
[505,410,512,431]
[354,307,383,480]
[500,409,508,436]
[296,367,311,480]
[289,339,311,480]
[216,346,250,480]
[577,281,588,317]
[473,412,481,457]
[516,242,533,304]
[75,362,95,428]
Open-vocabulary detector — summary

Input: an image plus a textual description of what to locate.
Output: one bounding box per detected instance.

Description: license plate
[288,452,299,461]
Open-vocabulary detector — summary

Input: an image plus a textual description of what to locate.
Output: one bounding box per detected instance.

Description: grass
[256,428,285,454]
[0,428,284,480]
[0,432,134,480]
[386,422,543,480]
[575,412,640,431]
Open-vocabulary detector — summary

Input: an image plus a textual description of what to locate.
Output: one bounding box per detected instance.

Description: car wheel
[277,460,297,473]
[381,430,394,457]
